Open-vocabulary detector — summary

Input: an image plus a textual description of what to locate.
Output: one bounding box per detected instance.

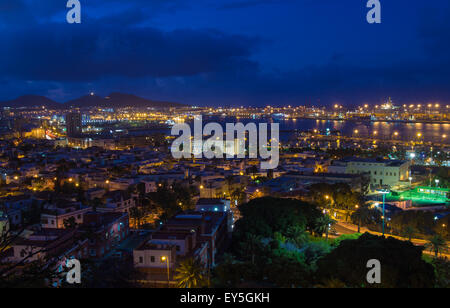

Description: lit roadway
[333,221,450,258]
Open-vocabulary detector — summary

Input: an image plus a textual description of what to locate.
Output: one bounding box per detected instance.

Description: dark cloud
[220,0,293,10]
[0,21,260,82]
[1,0,450,106]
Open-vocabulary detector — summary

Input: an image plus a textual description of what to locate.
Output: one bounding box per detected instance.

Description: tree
[0,222,65,287]
[427,234,446,258]
[285,225,309,247]
[233,197,321,241]
[402,225,417,242]
[314,215,335,241]
[390,211,436,237]
[212,260,259,288]
[434,215,449,240]
[316,233,435,288]
[231,188,246,206]
[63,216,77,229]
[432,258,450,288]
[240,233,263,264]
[175,258,208,288]
[351,205,381,232]
[263,253,310,288]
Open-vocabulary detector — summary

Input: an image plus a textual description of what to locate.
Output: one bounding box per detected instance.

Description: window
[139,256,143,263]
[151,256,155,263]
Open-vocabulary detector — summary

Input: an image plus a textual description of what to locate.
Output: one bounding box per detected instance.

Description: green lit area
[387,186,450,206]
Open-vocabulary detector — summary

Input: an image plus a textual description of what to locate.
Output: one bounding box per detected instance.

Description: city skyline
[1,0,450,106]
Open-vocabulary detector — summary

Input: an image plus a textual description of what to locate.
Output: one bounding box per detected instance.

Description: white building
[328,158,410,188]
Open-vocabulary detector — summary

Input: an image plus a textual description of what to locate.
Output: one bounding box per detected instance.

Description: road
[333,221,450,258]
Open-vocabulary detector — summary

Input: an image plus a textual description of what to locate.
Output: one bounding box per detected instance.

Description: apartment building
[41,201,91,229]
[133,211,228,285]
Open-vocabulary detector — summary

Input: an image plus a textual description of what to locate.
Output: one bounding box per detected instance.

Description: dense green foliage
[214,197,446,288]
[232,197,322,240]
[316,233,435,288]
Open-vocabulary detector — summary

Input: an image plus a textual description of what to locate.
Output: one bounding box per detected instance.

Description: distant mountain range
[0,93,185,109]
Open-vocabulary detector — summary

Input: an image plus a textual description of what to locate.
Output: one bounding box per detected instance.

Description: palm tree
[427,234,446,257]
[351,206,371,233]
[402,225,416,242]
[315,215,335,241]
[175,258,207,288]
[242,233,262,264]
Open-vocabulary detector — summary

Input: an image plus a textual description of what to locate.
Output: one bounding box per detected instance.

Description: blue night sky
[1,0,450,106]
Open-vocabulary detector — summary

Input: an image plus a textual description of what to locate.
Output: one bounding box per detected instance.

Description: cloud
[2,0,450,106]
[220,0,293,10]
[0,21,261,82]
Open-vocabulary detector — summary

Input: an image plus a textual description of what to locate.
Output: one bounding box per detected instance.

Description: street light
[161,256,170,286]
[377,189,389,236]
